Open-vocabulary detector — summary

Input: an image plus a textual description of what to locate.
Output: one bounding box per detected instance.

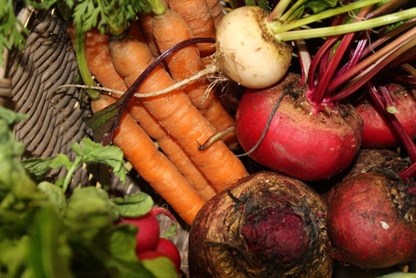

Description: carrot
[205,0,225,28]
[139,14,160,57]
[83,28,216,200]
[109,26,248,192]
[151,9,236,144]
[128,101,216,200]
[92,95,205,225]
[83,29,129,90]
[167,0,216,56]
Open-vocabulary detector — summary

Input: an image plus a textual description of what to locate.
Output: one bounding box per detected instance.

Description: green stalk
[273,7,416,41]
[147,0,167,15]
[62,157,82,193]
[267,0,293,20]
[279,0,308,22]
[74,29,100,99]
[268,0,384,34]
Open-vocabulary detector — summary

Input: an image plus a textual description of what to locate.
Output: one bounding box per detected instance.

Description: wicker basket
[1,8,191,277]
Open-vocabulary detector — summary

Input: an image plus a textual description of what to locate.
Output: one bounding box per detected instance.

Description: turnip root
[326,169,416,269]
[216,6,292,89]
[355,83,416,148]
[188,171,333,278]
[235,73,363,182]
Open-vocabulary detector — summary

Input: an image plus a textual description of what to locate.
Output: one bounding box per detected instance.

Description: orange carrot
[205,0,225,28]
[83,29,216,200]
[139,14,160,57]
[109,27,248,192]
[128,101,216,200]
[167,0,216,56]
[151,9,236,144]
[92,95,205,225]
[83,29,129,90]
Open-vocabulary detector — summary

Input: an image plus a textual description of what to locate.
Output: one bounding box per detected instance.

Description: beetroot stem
[328,38,416,103]
[328,27,416,96]
[310,32,356,104]
[367,83,416,163]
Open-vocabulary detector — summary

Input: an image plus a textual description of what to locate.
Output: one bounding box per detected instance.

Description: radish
[189,171,333,277]
[118,209,161,254]
[155,238,181,273]
[235,73,363,181]
[326,170,416,269]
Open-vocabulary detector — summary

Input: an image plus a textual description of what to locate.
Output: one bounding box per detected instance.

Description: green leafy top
[0,0,166,66]
[0,107,178,278]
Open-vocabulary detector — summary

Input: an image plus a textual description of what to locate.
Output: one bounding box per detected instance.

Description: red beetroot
[235,73,363,182]
[355,83,416,148]
[326,171,416,269]
[189,171,333,277]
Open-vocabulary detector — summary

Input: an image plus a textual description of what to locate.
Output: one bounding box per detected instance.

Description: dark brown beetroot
[354,83,416,148]
[235,73,363,182]
[348,148,410,177]
[188,171,333,278]
[326,170,416,269]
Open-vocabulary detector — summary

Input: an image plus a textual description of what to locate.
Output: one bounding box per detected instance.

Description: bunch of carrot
[78,0,248,225]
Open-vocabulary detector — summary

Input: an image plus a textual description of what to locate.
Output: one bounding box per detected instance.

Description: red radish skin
[235,73,363,181]
[119,211,160,254]
[155,238,181,272]
[326,171,416,269]
[355,84,416,148]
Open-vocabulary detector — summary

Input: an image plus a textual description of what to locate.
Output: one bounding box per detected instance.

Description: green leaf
[0,237,28,277]
[0,106,27,125]
[37,182,67,216]
[108,224,139,263]
[304,0,338,14]
[72,137,127,182]
[141,257,179,278]
[64,187,119,241]
[112,192,154,218]
[26,208,73,278]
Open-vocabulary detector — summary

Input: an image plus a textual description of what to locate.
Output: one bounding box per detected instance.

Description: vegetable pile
[0,107,179,277]
[2,0,416,277]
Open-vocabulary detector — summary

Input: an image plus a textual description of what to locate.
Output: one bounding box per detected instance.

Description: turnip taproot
[235,73,363,181]
[326,169,416,269]
[188,171,333,277]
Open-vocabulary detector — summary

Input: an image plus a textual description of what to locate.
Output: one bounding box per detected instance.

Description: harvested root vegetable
[326,169,416,269]
[188,171,333,278]
[354,83,416,148]
[235,73,363,182]
[347,148,410,177]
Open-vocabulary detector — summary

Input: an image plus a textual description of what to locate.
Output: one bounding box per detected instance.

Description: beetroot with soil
[188,171,333,278]
[235,73,363,182]
[354,83,416,148]
[326,168,416,269]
